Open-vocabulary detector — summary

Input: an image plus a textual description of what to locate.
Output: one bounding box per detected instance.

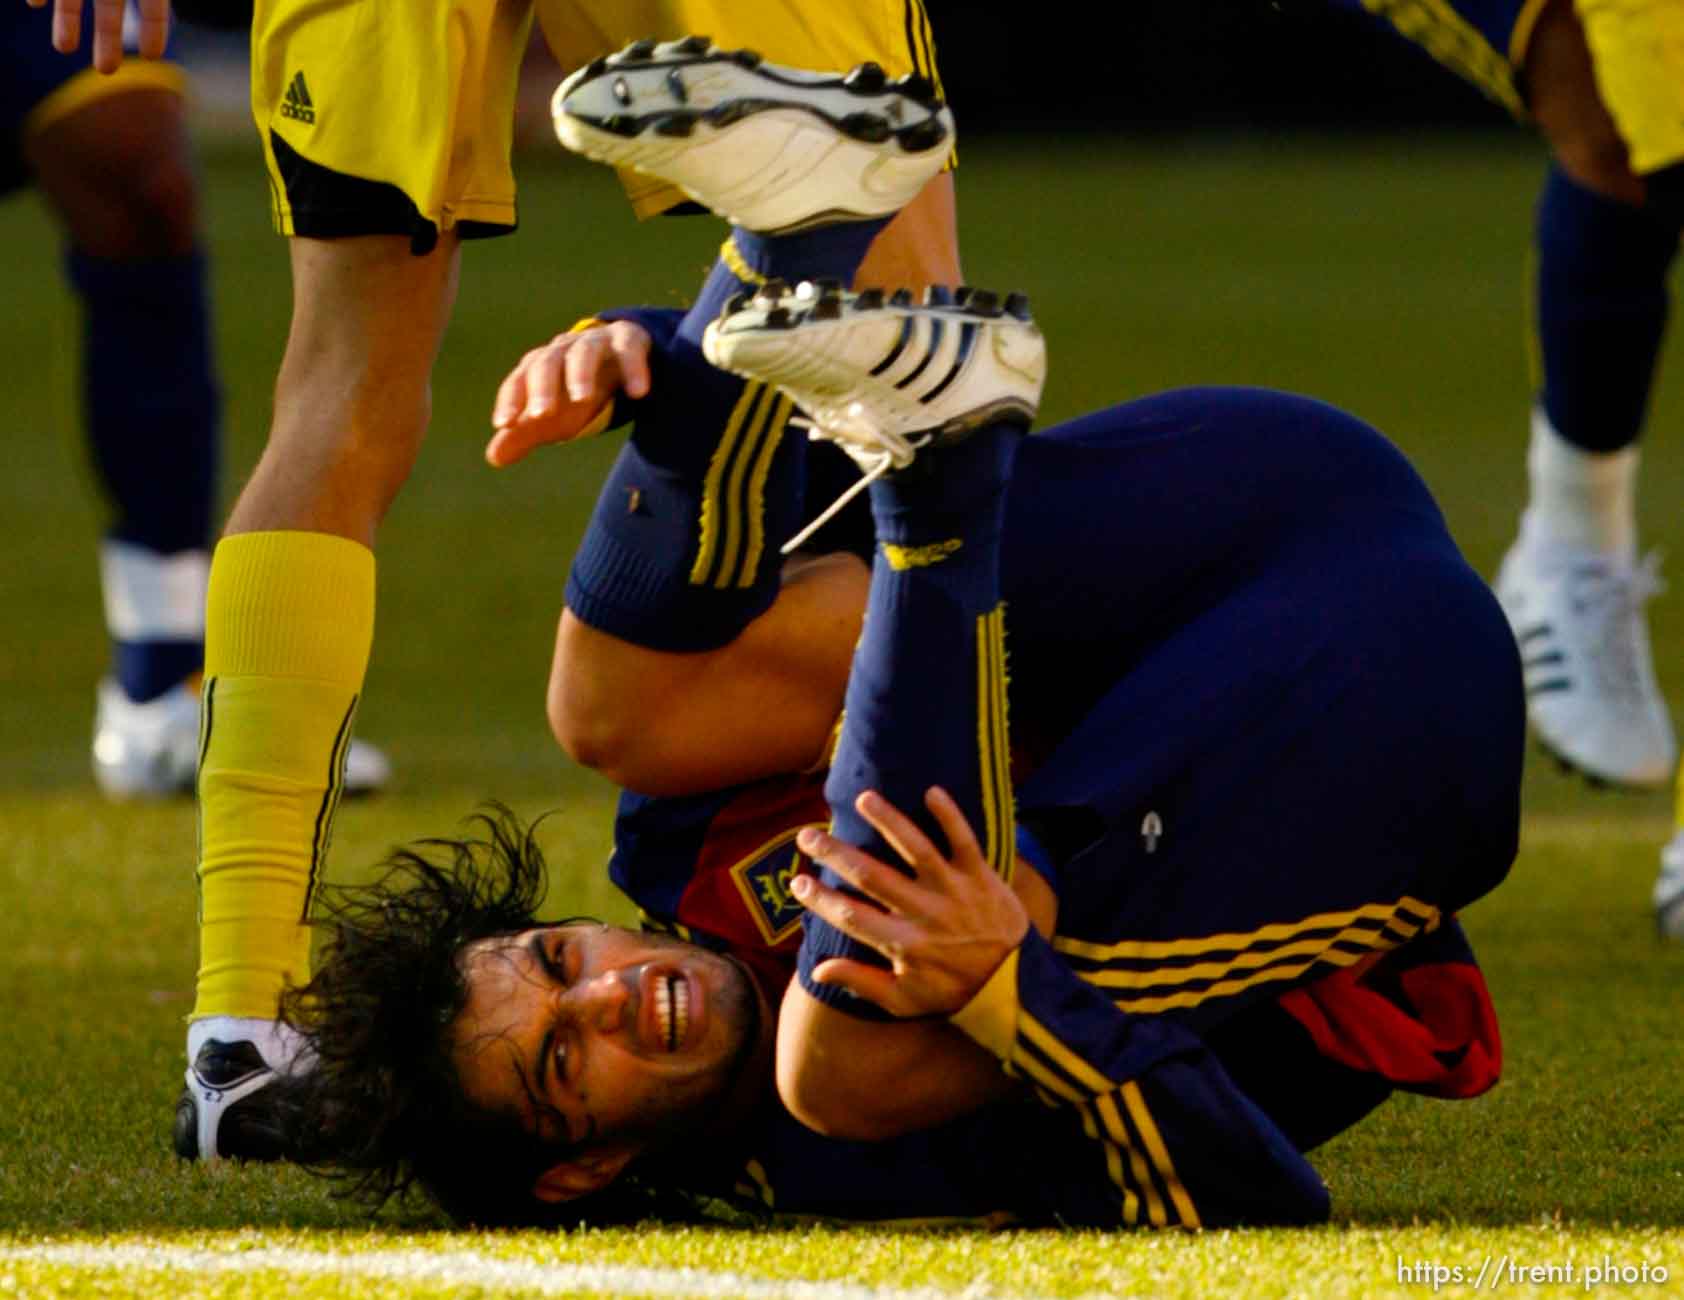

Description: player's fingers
[134,0,169,59]
[606,323,652,398]
[923,786,988,877]
[490,353,536,433]
[51,0,83,54]
[789,871,908,958]
[89,0,125,71]
[854,790,946,879]
[796,827,922,916]
[808,958,909,1016]
[563,331,613,405]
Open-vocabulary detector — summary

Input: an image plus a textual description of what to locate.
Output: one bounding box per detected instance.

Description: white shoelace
[780,410,929,555]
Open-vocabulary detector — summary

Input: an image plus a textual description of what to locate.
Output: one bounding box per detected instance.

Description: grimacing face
[452,922,771,1165]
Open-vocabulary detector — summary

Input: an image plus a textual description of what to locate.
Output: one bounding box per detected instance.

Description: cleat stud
[762,277,789,299]
[724,291,751,313]
[1004,291,1032,320]
[855,288,885,310]
[954,285,973,306]
[811,277,844,298]
[839,113,892,144]
[843,62,888,94]
[892,73,937,102]
[653,112,696,137]
[612,76,632,106]
[675,34,711,54]
[602,114,641,137]
[623,39,656,61]
[967,288,1002,316]
[922,285,953,306]
[811,297,843,321]
[584,56,608,78]
[665,68,689,103]
[889,288,914,307]
[897,118,947,152]
[729,48,764,69]
[766,307,793,329]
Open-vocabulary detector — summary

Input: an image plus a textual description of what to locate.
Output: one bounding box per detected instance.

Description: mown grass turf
[1,131,1681,1296]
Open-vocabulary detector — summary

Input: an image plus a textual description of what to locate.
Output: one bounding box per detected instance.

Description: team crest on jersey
[728,828,817,946]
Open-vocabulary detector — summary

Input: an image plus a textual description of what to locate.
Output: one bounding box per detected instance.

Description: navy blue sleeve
[952,929,1330,1228]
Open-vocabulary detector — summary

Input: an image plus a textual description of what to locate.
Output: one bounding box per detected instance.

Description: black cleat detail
[843,62,888,94]
[1005,292,1032,321]
[172,1038,292,1163]
[839,113,892,144]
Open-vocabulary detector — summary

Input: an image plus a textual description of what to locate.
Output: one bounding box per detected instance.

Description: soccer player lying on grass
[273,261,1524,1227]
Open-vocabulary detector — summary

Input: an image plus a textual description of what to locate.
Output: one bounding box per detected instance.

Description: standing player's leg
[22,81,219,799]
[181,231,459,1161]
[1494,0,1682,792]
[175,0,533,1160]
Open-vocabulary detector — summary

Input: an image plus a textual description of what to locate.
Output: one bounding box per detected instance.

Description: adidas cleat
[173,1036,292,1162]
[94,677,393,800]
[1655,828,1684,941]
[703,281,1045,550]
[1494,537,1675,789]
[552,36,953,233]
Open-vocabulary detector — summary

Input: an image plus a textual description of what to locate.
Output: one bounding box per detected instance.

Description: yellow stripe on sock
[973,605,1013,881]
[693,382,774,587]
[719,235,766,289]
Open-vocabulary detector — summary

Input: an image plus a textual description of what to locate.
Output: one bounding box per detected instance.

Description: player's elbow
[776,1037,902,1141]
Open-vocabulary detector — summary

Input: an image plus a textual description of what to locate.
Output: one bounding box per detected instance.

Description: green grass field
[2,130,1682,1298]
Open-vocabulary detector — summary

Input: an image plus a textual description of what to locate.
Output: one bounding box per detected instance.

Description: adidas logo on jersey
[280,71,316,124]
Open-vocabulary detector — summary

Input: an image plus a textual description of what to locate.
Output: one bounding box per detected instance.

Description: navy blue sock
[824,425,1019,876]
[676,220,891,346]
[569,220,891,650]
[1534,164,1679,453]
[69,249,220,700]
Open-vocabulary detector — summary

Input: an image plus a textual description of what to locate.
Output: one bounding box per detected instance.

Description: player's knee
[118,155,201,256]
[1546,125,1640,203]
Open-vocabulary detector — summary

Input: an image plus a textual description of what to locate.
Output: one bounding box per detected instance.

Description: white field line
[0,1242,1096,1300]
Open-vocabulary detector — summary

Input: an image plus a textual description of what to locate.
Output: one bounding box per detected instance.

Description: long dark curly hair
[270,804,714,1227]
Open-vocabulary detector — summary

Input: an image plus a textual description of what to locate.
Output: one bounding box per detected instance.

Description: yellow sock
[192,531,375,1022]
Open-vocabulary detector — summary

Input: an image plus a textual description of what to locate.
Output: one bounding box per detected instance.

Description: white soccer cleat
[1655,828,1684,941]
[1494,537,1675,788]
[552,36,953,233]
[704,281,1045,550]
[173,1019,305,1162]
[93,677,392,799]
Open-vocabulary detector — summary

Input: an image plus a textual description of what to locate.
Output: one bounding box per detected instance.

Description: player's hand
[486,321,652,468]
[793,787,1030,1018]
[31,0,171,73]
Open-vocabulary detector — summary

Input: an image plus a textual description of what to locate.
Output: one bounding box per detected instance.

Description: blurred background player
[5,0,216,797]
[25,0,960,1161]
[1326,0,1684,929]
[6,0,385,802]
